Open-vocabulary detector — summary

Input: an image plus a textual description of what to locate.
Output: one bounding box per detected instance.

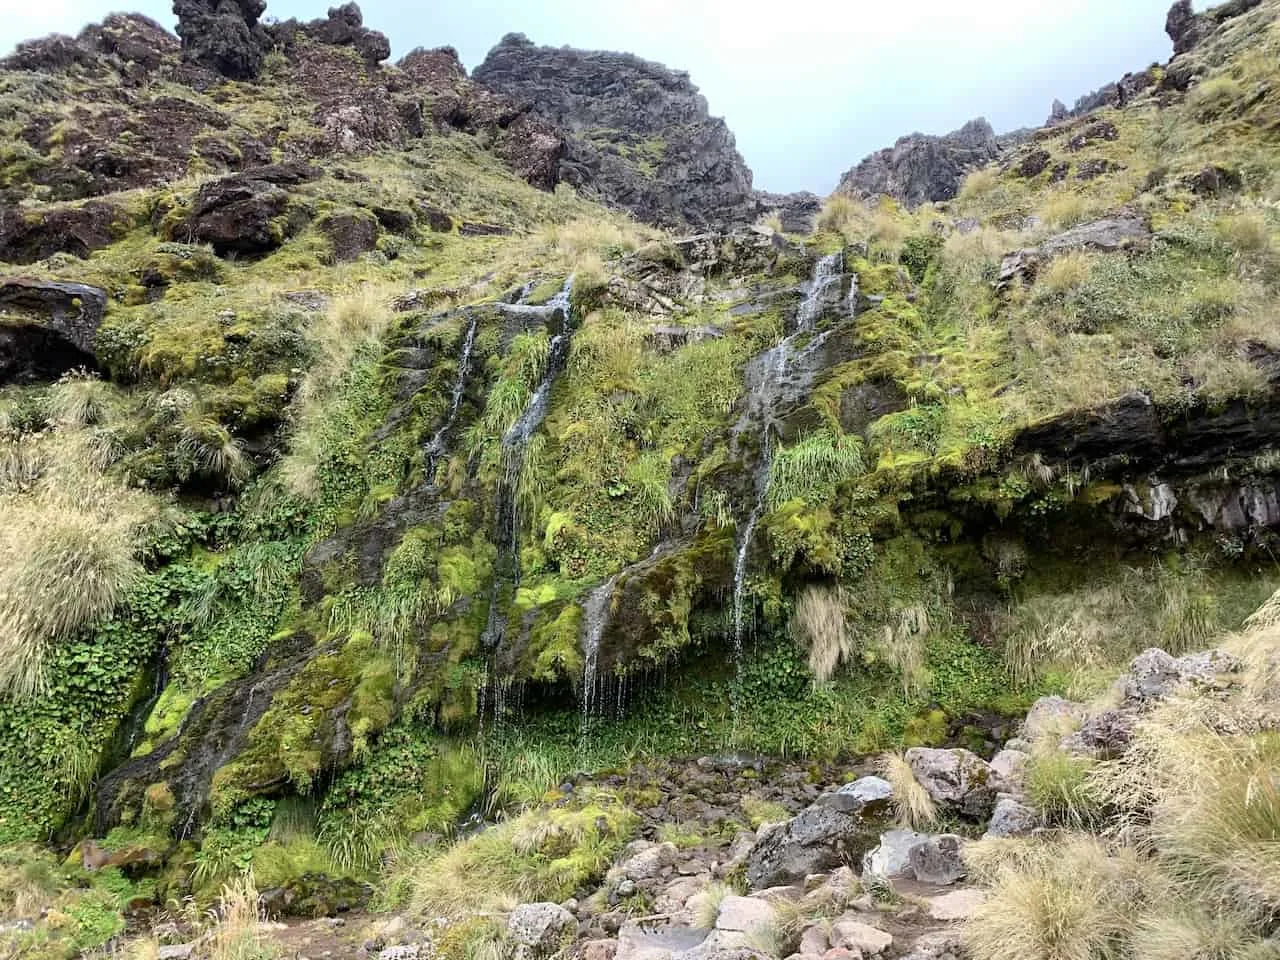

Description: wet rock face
[835,118,1001,208]
[173,0,271,81]
[473,34,756,228]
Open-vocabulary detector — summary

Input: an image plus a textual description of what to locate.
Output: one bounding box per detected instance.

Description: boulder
[862,829,928,879]
[715,896,776,934]
[907,835,966,886]
[745,805,875,890]
[0,202,119,265]
[320,211,379,262]
[904,748,995,819]
[997,216,1150,290]
[611,842,679,883]
[988,749,1030,792]
[0,279,107,383]
[798,925,829,956]
[829,919,891,957]
[1021,696,1087,742]
[924,889,987,922]
[173,163,320,257]
[815,776,894,815]
[1059,709,1137,758]
[507,903,576,959]
[272,3,391,64]
[983,797,1039,839]
[1120,647,1241,703]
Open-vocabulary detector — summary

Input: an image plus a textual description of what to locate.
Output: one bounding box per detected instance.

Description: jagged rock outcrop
[473,34,756,228]
[272,2,391,65]
[0,201,122,264]
[835,118,1001,208]
[173,0,272,80]
[1,13,177,73]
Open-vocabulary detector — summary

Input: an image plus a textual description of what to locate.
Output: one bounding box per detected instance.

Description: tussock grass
[208,873,278,960]
[1132,908,1271,960]
[0,429,156,697]
[690,880,735,929]
[1039,251,1093,294]
[793,584,852,683]
[880,752,937,829]
[407,803,636,917]
[1023,749,1099,829]
[966,838,1158,960]
[280,287,395,499]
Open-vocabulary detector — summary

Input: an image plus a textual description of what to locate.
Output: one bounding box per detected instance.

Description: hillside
[1,0,1279,957]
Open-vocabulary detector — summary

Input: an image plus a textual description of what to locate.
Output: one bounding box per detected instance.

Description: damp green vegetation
[4,0,1280,942]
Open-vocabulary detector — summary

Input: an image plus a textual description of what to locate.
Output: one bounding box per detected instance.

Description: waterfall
[424,311,480,486]
[727,253,852,705]
[482,277,575,650]
[795,251,843,333]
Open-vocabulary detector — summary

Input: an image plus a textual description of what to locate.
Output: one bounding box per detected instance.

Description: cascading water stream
[481,278,575,655]
[727,254,851,724]
[579,573,619,726]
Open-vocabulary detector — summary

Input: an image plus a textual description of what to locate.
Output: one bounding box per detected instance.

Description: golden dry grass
[879,752,937,829]
[793,584,852,682]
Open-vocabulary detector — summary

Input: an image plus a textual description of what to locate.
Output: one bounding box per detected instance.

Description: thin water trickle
[424,311,480,486]
[580,574,618,723]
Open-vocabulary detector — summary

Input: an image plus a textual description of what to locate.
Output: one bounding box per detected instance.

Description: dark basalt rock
[271,2,391,65]
[0,277,107,384]
[0,201,119,264]
[173,0,271,80]
[1,13,178,74]
[1184,164,1243,197]
[755,191,823,234]
[170,162,320,256]
[1015,149,1052,179]
[835,118,1001,208]
[1065,120,1118,152]
[473,34,756,228]
[319,210,379,262]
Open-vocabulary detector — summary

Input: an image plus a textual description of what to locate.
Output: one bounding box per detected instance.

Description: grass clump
[767,429,864,509]
[407,802,637,917]
[208,873,278,960]
[1023,750,1099,829]
[879,752,937,829]
[0,429,156,697]
[792,583,852,683]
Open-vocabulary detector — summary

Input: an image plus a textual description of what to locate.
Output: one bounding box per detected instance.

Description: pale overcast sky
[0,0,1200,193]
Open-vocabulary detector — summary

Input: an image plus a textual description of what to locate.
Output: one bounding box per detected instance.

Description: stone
[272,3,391,64]
[1065,121,1119,152]
[1121,647,1242,703]
[1021,696,1088,742]
[1184,165,1242,197]
[799,925,829,956]
[829,919,892,956]
[984,797,1039,839]
[473,35,756,229]
[829,921,890,957]
[904,748,996,819]
[377,948,421,960]
[508,903,576,959]
[897,933,967,960]
[815,776,894,815]
[715,896,776,934]
[613,842,679,882]
[157,946,194,960]
[172,163,320,256]
[745,805,873,889]
[862,829,928,879]
[836,118,1001,208]
[821,949,862,960]
[583,940,620,960]
[924,889,987,922]
[988,749,1030,792]
[907,835,967,885]
[173,0,271,80]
